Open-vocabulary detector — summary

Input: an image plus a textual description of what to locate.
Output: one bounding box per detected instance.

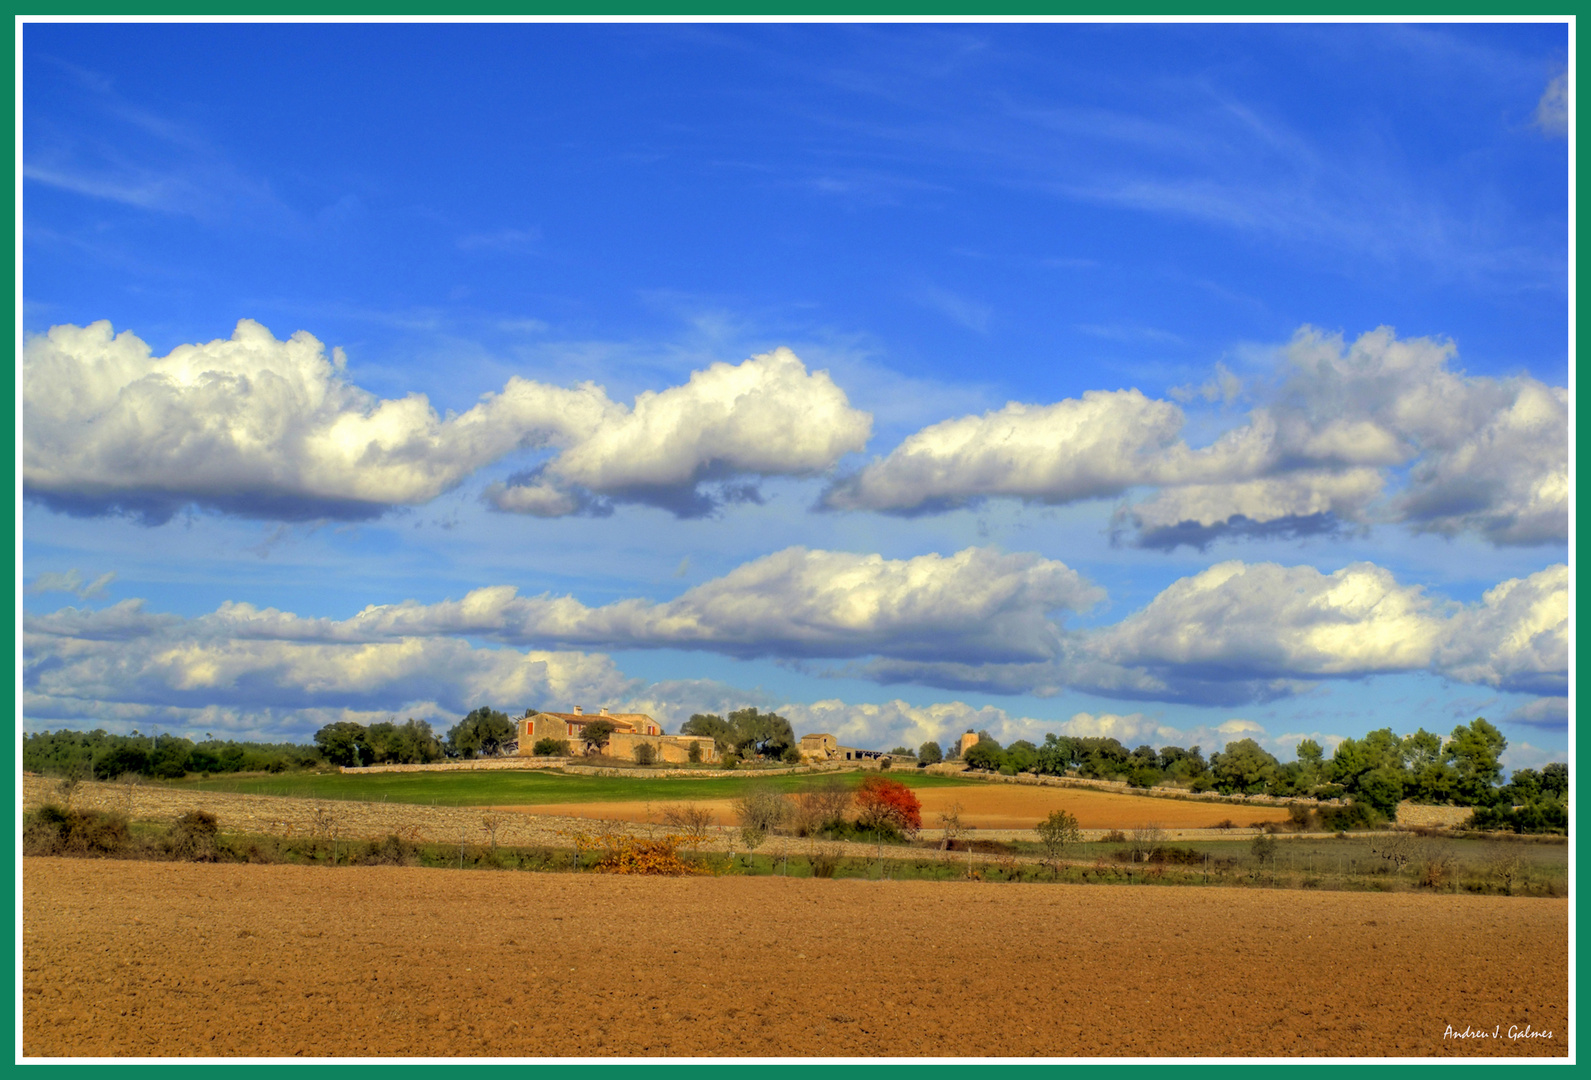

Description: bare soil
[23,858,1566,1058]
[506,784,1293,830]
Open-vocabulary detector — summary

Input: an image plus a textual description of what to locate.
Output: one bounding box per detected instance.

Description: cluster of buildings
[510,707,893,766]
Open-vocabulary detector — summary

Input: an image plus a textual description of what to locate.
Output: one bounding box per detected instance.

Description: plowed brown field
[23,858,1566,1058]
[501,783,1293,830]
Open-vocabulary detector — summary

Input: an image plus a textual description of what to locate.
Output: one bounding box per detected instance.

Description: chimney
[600,707,609,717]
[572,705,582,716]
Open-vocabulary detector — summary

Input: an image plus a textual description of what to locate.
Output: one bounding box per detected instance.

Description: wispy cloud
[27,568,116,600]
[910,283,992,333]
[1534,72,1568,136]
[456,227,542,252]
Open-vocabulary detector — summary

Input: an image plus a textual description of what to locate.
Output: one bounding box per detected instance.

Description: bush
[24,803,133,856]
[1319,801,1381,831]
[687,742,703,763]
[632,743,658,766]
[166,810,220,861]
[810,847,841,878]
[532,738,569,757]
[781,744,802,763]
[1250,833,1278,863]
[357,834,420,866]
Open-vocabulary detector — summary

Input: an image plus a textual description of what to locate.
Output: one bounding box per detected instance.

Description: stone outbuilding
[517,706,716,764]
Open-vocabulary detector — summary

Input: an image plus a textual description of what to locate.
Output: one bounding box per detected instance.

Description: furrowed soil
[23,859,1566,1058]
[502,783,1293,830]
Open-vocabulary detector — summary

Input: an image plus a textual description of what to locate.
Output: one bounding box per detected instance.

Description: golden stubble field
[500,782,1295,830]
[23,858,1567,1058]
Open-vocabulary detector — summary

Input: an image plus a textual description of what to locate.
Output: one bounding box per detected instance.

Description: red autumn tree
[854,775,923,836]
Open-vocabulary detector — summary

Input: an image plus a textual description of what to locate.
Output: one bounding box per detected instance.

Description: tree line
[917,718,1567,829]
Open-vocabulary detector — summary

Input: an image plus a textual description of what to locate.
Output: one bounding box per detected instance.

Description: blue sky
[21,21,1570,771]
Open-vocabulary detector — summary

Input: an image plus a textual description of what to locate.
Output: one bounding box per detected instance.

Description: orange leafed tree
[854,776,922,836]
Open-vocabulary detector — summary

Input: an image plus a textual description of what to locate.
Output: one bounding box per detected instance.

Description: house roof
[534,711,654,728]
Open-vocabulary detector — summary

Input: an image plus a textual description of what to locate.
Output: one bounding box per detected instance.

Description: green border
[5,8,1578,1076]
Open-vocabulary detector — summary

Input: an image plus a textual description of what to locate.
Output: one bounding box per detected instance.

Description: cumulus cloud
[484,346,870,518]
[25,607,642,734]
[26,568,116,600]
[23,321,870,523]
[825,326,1566,548]
[776,699,1274,759]
[22,553,1567,722]
[820,559,1568,707]
[132,546,1101,665]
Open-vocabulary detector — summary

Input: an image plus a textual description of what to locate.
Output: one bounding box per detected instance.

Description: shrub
[720,752,740,770]
[1250,833,1278,863]
[790,776,853,836]
[1102,829,1127,843]
[854,776,922,836]
[1319,801,1381,831]
[354,834,420,866]
[661,802,715,848]
[687,742,703,764]
[632,743,658,766]
[166,810,220,862]
[781,744,802,763]
[24,803,132,856]
[810,846,841,878]
[532,738,569,757]
[586,832,708,876]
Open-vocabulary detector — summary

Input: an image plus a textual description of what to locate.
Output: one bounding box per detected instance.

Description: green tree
[580,719,617,754]
[1035,809,1081,861]
[680,713,734,752]
[1005,739,1039,773]
[963,740,1005,771]
[314,721,368,768]
[1447,718,1507,805]
[727,708,796,759]
[1357,767,1405,819]
[918,740,943,766]
[447,707,514,759]
[1295,739,1324,786]
[1210,739,1280,794]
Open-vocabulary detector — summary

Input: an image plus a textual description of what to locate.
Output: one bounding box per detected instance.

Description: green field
[161,767,984,806]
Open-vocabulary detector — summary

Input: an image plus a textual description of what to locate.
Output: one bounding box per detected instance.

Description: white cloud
[1504,697,1568,729]
[485,346,871,518]
[1436,564,1569,695]
[26,568,116,600]
[825,326,1567,549]
[24,321,870,523]
[1534,72,1568,137]
[148,545,1101,664]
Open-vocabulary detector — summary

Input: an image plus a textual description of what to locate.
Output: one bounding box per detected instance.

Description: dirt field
[503,783,1294,830]
[23,858,1566,1058]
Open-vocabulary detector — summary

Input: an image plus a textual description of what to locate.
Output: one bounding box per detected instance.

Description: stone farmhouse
[517,706,717,764]
[798,732,890,764]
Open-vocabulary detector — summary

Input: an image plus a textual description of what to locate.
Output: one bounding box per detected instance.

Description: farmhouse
[798,732,889,763]
[517,707,717,764]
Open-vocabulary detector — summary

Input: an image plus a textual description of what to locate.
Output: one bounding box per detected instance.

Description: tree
[918,741,943,765]
[1006,740,1039,773]
[1210,739,1279,794]
[727,708,796,759]
[1357,767,1405,819]
[680,713,734,752]
[963,740,1005,771]
[1294,739,1324,786]
[888,746,915,758]
[1540,762,1568,799]
[633,742,658,766]
[447,707,514,759]
[314,721,367,768]
[854,776,922,837]
[1035,809,1081,861]
[580,720,617,754]
[1447,718,1507,805]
